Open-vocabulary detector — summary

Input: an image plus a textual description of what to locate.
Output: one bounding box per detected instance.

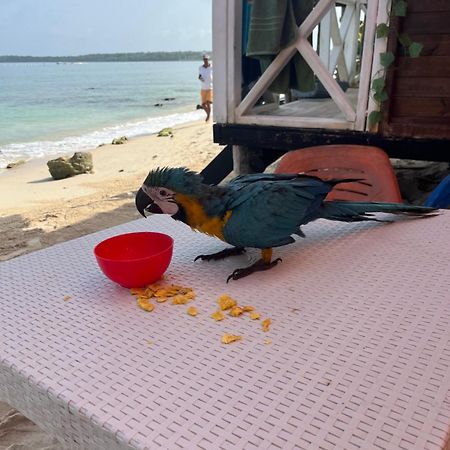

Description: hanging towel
[242,0,262,87]
[246,0,315,94]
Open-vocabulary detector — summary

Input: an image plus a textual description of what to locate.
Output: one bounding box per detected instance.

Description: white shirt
[199,64,213,90]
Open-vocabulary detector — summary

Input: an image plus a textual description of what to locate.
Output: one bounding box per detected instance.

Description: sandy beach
[0,120,223,449]
[0,120,223,261]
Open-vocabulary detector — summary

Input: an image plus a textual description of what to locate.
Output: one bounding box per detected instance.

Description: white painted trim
[212,1,228,123]
[355,0,379,130]
[366,0,391,131]
[226,0,242,123]
[338,5,354,40]
[333,6,353,81]
[319,4,360,83]
[319,11,332,69]
[343,4,360,82]
[328,8,347,81]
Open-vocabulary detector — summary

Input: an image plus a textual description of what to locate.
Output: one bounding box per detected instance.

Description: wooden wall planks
[380,2,450,139]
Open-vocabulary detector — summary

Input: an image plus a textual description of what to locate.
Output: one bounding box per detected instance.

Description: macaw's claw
[194,247,246,262]
[226,258,282,282]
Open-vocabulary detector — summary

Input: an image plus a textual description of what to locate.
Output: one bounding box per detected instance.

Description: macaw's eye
[159,189,168,196]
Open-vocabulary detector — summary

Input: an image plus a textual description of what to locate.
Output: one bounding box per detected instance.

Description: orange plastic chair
[274,145,402,203]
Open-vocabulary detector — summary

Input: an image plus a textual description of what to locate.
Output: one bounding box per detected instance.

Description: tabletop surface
[1,213,450,450]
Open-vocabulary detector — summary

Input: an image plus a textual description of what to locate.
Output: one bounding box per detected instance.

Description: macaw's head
[135,167,204,218]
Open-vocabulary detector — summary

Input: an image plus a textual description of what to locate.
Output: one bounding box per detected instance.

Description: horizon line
[0,50,212,59]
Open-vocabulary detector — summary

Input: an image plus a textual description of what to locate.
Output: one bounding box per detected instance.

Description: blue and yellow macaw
[135,167,436,282]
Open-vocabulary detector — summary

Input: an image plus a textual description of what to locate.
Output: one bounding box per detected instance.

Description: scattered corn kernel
[242,305,254,312]
[184,291,196,300]
[221,333,242,344]
[229,306,244,317]
[172,295,191,305]
[262,318,272,332]
[130,283,195,313]
[168,289,183,296]
[218,294,237,311]
[154,289,169,297]
[264,339,272,345]
[178,286,193,293]
[187,306,198,316]
[63,295,71,302]
[211,311,225,321]
[137,298,155,312]
[130,288,145,296]
[249,311,261,320]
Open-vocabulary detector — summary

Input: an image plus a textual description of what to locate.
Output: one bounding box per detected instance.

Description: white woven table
[1,213,450,450]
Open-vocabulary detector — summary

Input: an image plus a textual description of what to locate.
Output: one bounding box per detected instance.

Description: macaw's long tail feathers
[319,201,438,223]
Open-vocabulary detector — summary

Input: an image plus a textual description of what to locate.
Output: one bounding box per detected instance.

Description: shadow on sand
[0,198,140,262]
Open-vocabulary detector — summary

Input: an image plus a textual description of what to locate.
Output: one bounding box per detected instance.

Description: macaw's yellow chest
[175,194,232,240]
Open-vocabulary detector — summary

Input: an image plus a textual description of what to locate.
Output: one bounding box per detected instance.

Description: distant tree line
[0,51,212,63]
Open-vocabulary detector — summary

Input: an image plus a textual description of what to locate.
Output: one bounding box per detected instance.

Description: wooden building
[203,0,450,182]
[379,0,450,139]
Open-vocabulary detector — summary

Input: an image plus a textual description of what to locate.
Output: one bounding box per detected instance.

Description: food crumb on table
[229,306,244,317]
[221,333,242,344]
[211,311,225,321]
[187,306,198,316]
[137,298,155,312]
[172,295,190,305]
[217,294,237,311]
[262,318,271,332]
[130,282,195,311]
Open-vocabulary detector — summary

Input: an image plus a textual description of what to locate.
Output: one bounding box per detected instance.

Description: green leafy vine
[368,0,423,127]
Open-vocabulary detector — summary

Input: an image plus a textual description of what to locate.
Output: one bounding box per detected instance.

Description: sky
[0,0,212,56]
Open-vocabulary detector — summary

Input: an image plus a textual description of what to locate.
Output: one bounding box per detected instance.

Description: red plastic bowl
[94,232,173,288]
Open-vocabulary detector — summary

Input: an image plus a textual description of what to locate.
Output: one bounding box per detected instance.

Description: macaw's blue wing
[229,172,327,190]
[222,174,334,248]
[226,173,332,209]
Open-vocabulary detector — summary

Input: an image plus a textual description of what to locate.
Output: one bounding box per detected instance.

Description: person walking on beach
[198,54,213,122]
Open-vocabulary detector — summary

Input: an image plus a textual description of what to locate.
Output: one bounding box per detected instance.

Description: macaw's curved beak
[135,188,149,217]
[135,187,163,217]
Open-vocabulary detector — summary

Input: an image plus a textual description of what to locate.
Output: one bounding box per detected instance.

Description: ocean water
[0,61,205,169]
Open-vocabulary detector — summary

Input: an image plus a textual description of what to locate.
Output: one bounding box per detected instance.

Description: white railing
[319,1,366,84]
[212,0,389,131]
